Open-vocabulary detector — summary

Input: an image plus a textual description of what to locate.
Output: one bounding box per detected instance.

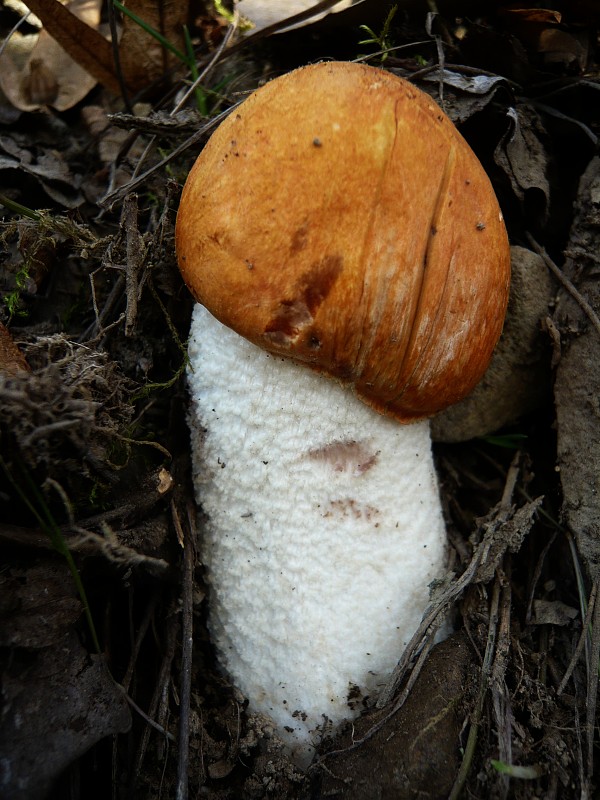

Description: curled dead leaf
[532,599,578,626]
[0,0,107,112]
[20,57,59,105]
[157,467,174,494]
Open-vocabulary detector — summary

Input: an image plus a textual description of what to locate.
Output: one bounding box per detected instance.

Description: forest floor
[1,2,600,798]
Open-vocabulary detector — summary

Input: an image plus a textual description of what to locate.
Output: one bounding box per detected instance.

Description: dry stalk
[526,232,600,338]
[449,574,501,800]
[585,582,600,786]
[128,608,179,792]
[174,499,196,800]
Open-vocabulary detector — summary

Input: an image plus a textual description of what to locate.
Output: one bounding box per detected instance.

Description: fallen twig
[526,233,600,339]
[174,500,196,800]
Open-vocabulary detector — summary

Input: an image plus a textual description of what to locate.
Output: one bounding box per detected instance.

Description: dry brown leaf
[500,6,589,71]
[22,0,121,91]
[537,27,589,70]
[494,104,551,223]
[81,104,132,164]
[236,0,356,32]
[0,323,30,374]
[118,0,190,90]
[501,8,562,25]
[79,104,149,199]
[532,599,578,626]
[0,134,83,206]
[0,0,117,111]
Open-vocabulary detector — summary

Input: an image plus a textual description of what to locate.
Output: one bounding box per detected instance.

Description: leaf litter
[0,1,599,798]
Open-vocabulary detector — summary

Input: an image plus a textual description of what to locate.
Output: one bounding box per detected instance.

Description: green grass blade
[112,0,189,65]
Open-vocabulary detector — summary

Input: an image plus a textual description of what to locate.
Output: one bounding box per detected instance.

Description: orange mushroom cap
[176,61,511,422]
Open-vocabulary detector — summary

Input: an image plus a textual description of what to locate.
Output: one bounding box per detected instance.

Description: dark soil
[1,2,600,799]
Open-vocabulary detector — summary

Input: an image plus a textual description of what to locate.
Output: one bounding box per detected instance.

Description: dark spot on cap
[264,299,312,346]
[263,255,344,346]
[303,255,343,315]
[327,360,355,381]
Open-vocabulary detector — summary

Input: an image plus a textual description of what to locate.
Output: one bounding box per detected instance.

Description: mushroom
[176,61,510,765]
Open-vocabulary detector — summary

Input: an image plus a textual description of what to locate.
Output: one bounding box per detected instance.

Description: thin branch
[526,233,600,339]
[129,606,178,791]
[174,22,236,114]
[585,581,600,781]
[119,684,176,741]
[491,565,513,800]
[174,500,196,800]
[448,571,502,800]
[0,9,32,59]
[100,103,242,208]
[557,583,596,696]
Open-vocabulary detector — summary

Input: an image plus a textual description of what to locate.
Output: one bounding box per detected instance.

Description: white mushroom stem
[187,303,447,765]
